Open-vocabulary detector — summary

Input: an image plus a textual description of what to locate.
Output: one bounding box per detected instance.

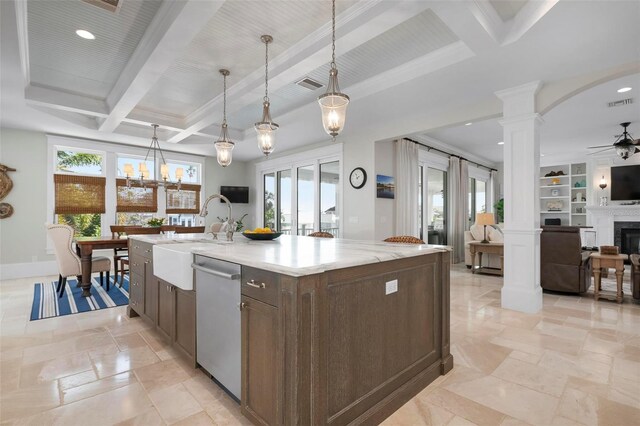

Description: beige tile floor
[1,266,639,425]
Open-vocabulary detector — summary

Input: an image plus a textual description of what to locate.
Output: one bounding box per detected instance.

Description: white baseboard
[0,261,59,280]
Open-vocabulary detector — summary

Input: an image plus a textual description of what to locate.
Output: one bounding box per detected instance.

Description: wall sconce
[599,176,607,190]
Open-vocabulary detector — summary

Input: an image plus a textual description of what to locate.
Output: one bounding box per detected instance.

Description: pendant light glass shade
[215,123,235,167]
[215,69,235,167]
[255,35,278,156]
[318,0,349,140]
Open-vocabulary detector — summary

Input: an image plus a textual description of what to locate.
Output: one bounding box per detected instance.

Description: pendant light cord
[223,73,227,125]
[331,0,336,69]
[264,39,269,102]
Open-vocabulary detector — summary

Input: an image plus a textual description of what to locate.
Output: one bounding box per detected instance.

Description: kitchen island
[128,234,452,426]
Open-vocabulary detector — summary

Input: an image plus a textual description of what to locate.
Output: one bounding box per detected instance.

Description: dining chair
[383,236,425,244]
[110,225,128,285]
[46,223,112,297]
[119,226,162,284]
[174,226,206,234]
[308,231,334,238]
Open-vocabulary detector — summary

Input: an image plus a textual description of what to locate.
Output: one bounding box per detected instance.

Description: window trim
[255,144,343,236]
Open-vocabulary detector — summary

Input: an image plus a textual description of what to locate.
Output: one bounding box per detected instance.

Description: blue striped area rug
[30,275,130,321]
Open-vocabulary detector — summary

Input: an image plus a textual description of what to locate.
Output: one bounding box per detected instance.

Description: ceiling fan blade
[587,145,613,149]
[588,147,613,155]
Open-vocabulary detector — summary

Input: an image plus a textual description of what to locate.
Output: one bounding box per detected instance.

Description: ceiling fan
[588,122,640,160]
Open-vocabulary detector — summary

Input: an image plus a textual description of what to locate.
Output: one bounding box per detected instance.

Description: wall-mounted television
[220,186,249,203]
[611,165,640,201]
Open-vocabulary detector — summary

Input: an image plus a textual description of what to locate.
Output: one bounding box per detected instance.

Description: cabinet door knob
[239,302,248,310]
[145,249,152,253]
[246,279,266,289]
[144,260,150,264]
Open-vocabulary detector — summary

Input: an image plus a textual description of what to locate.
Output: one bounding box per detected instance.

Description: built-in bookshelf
[540,162,587,226]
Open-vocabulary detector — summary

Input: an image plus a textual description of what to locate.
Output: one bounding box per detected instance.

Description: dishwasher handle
[191,263,241,280]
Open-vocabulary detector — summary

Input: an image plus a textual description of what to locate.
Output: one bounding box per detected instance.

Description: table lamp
[476,213,496,244]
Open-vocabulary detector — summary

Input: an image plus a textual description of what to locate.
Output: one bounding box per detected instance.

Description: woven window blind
[166,184,201,214]
[115,179,158,212]
[54,174,106,214]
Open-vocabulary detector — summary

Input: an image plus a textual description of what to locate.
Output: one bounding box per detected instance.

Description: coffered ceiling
[1,0,639,162]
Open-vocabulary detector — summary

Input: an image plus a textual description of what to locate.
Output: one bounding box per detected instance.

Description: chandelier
[123,124,183,189]
[318,0,349,140]
[215,69,235,167]
[255,35,279,156]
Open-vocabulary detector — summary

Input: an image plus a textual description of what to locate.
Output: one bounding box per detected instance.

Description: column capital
[495,80,542,101]
[499,113,544,127]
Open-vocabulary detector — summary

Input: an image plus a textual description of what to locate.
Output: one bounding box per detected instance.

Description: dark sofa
[540,226,592,294]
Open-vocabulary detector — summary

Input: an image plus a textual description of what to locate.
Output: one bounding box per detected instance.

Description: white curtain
[448,158,469,263]
[395,139,419,237]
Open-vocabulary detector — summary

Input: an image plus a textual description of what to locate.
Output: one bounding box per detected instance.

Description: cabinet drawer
[129,254,147,278]
[129,272,145,313]
[241,267,280,307]
[129,240,154,259]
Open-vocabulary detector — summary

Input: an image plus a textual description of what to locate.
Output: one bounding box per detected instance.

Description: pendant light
[255,35,279,156]
[215,69,234,167]
[318,0,349,140]
[124,124,183,189]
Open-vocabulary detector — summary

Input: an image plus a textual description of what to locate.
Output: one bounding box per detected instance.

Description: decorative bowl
[242,232,283,241]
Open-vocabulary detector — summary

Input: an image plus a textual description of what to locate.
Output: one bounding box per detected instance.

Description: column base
[501,285,542,314]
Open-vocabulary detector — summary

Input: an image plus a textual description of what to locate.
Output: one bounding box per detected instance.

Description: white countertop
[133,234,450,277]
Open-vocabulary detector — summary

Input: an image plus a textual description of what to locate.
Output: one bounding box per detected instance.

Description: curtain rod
[404,138,498,172]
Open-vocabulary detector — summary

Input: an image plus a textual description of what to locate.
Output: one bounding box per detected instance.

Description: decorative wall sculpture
[0,164,16,219]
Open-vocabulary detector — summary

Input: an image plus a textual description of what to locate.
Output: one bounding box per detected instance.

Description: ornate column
[495,81,543,313]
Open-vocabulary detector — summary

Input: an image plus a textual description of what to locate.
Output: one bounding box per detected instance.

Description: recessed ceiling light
[497,141,504,145]
[617,87,632,93]
[465,122,472,126]
[76,29,95,40]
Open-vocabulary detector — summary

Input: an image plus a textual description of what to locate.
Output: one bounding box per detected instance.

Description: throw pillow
[488,226,504,242]
[470,224,485,241]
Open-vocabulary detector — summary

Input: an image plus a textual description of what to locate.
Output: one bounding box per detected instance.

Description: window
[264,173,276,230]
[278,170,292,234]
[54,147,106,237]
[469,166,489,226]
[297,165,314,235]
[258,144,342,236]
[56,148,103,175]
[49,135,206,241]
[319,161,340,236]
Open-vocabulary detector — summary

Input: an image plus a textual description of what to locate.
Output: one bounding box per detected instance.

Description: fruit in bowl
[242,228,282,240]
[244,227,274,234]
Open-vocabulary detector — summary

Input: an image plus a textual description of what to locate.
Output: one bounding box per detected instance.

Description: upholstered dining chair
[383,236,425,244]
[118,226,162,284]
[174,226,206,234]
[46,223,112,297]
[308,231,334,238]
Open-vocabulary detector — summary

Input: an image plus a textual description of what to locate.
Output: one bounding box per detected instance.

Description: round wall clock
[349,167,367,189]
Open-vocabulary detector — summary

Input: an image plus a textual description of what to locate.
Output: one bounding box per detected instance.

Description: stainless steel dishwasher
[192,255,241,401]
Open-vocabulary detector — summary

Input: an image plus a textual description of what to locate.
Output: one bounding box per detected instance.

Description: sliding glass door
[320,161,340,236]
[260,153,341,236]
[426,168,447,245]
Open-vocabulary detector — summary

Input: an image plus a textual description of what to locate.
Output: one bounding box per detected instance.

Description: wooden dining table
[75,236,128,298]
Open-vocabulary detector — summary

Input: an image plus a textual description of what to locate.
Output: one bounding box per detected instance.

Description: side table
[469,242,504,276]
[591,253,628,303]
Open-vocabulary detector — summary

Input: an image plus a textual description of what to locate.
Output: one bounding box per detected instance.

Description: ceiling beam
[98,0,225,133]
[502,0,560,46]
[25,85,109,117]
[13,0,29,86]
[168,0,434,144]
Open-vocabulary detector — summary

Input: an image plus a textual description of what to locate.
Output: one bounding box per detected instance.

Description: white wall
[374,140,395,240]
[203,156,254,231]
[0,128,55,267]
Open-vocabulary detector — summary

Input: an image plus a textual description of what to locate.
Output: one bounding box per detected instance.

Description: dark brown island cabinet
[129,237,452,425]
[127,240,196,365]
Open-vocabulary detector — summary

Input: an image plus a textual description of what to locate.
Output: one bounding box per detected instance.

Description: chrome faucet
[199,194,235,241]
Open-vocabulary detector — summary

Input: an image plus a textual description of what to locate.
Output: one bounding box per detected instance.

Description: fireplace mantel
[586,205,640,247]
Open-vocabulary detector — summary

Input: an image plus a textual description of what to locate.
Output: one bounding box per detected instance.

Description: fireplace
[614,221,640,257]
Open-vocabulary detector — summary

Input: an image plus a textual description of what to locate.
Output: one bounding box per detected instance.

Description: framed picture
[376,175,395,199]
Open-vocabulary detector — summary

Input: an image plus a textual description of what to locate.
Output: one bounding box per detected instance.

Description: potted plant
[147,217,165,227]
[494,199,504,223]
